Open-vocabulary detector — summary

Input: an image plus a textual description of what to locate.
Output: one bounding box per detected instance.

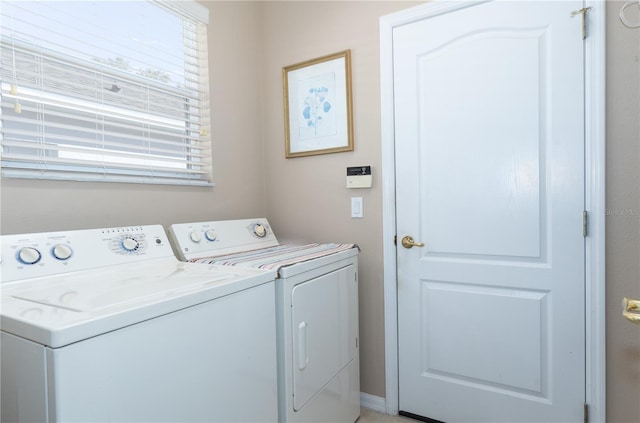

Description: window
[0,0,212,185]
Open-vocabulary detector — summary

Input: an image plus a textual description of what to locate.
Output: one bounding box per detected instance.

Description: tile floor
[358,408,416,422]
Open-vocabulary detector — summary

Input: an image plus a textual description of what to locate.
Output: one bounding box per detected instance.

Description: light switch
[351,197,363,218]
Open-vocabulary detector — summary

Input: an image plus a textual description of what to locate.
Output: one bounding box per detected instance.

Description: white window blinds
[0,0,212,186]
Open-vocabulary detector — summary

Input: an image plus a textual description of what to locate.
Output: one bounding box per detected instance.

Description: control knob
[253,224,267,238]
[204,229,217,242]
[190,230,202,243]
[121,237,140,252]
[18,247,42,265]
[52,244,73,260]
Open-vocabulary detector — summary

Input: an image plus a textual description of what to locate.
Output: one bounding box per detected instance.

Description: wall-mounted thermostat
[346,166,372,189]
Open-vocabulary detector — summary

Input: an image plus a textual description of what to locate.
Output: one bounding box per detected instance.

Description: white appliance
[168,219,360,423]
[1,225,278,423]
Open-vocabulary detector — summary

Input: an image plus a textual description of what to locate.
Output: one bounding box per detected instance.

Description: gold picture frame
[283,50,354,158]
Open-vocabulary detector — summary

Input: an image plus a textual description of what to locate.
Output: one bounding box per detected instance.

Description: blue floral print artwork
[298,72,337,141]
[302,86,331,129]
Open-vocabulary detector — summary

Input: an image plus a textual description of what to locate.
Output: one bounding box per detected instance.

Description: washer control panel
[168,218,279,261]
[1,225,172,283]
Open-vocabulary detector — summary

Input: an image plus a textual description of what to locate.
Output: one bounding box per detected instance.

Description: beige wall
[606,2,640,423]
[1,1,639,421]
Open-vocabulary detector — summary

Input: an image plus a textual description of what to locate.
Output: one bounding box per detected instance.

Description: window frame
[0,0,212,186]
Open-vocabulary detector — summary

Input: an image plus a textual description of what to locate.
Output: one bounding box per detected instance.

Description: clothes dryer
[168,219,360,423]
[1,225,278,423]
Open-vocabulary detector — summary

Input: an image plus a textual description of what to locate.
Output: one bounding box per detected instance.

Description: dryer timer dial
[189,230,202,243]
[253,224,267,238]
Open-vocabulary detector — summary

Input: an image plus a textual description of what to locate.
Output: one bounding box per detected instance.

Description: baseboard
[360,392,386,413]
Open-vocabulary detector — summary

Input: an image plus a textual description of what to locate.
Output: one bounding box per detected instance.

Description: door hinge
[571,6,592,40]
[584,402,589,423]
[583,210,588,237]
[394,235,397,246]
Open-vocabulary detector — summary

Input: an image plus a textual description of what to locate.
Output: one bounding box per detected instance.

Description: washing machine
[1,225,278,423]
[168,218,360,423]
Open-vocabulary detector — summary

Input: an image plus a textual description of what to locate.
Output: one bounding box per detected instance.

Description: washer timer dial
[108,233,147,255]
[121,236,140,252]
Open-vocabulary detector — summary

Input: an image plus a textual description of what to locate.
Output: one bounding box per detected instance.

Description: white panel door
[394,1,586,422]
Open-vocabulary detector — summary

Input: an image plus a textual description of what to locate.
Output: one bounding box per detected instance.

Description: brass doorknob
[623,298,640,325]
[401,236,425,249]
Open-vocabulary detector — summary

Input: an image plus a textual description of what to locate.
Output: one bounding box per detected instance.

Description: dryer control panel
[168,218,279,261]
[1,225,173,283]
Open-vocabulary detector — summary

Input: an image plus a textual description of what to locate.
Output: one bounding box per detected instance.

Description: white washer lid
[1,258,275,348]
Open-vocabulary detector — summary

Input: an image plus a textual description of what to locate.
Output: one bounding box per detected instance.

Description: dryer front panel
[291,264,357,411]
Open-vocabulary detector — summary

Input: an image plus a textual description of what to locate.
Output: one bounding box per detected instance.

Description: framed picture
[283,50,354,158]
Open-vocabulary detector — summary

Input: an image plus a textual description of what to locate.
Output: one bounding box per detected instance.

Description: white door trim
[379,1,606,421]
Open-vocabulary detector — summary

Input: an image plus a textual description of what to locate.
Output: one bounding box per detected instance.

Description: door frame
[379,1,606,421]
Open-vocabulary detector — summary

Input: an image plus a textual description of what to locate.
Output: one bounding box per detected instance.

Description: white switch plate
[351,197,363,218]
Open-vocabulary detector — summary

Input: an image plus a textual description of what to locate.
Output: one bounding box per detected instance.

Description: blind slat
[0,41,209,92]
[1,169,213,186]
[2,110,207,147]
[1,105,205,143]
[0,58,206,103]
[0,92,207,128]
[2,155,210,175]
[1,136,208,160]
[4,21,204,73]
